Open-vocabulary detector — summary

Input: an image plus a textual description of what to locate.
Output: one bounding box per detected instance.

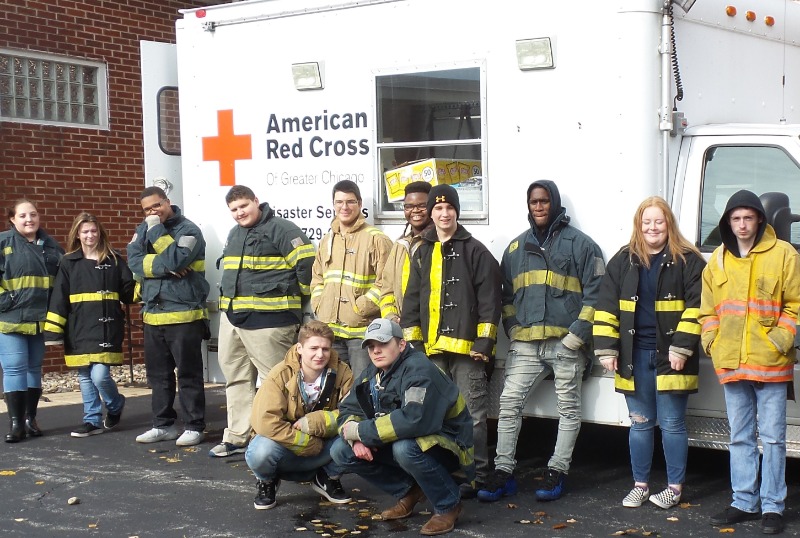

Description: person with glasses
[377,181,432,325]
[478,180,604,503]
[127,186,210,447]
[310,180,392,378]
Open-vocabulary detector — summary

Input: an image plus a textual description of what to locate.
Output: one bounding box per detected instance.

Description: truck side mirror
[759,192,800,246]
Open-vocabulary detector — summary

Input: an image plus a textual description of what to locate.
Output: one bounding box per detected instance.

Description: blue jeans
[77,364,125,428]
[333,338,371,381]
[331,437,460,514]
[625,348,689,486]
[495,338,583,474]
[0,332,44,392]
[723,380,787,515]
[245,435,344,482]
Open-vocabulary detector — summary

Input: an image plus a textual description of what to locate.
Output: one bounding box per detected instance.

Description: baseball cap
[361,318,404,348]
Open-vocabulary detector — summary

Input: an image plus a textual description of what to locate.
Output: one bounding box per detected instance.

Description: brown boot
[420,503,462,536]
[380,484,426,520]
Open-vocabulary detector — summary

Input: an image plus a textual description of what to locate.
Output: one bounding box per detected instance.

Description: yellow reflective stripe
[299,282,310,296]
[46,311,68,326]
[0,321,40,334]
[416,434,474,471]
[219,295,302,311]
[578,305,595,323]
[285,243,315,267]
[226,255,291,271]
[375,415,398,443]
[426,335,473,356]
[683,307,700,320]
[288,430,312,455]
[400,255,411,297]
[311,285,323,298]
[615,372,635,392]
[142,308,206,325]
[1,275,52,291]
[322,270,376,289]
[619,299,636,312]
[593,325,619,338]
[42,321,64,334]
[511,269,582,293]
[143,254,157,277]
[364,286,381,306]
[676,320,702,335]
[321,410,339,436]
[403,326,423,342]
[655,300,685,312]
[65,352,123,367]
[594,310,619,327]
[2,246,12,255]
[380,293,396,309]
[70,291,120,303]
[329,324,368,339]
[656,373,698,392]
[502,304,516,319]
[476,322,497,340]
[445,394,466,420]
[189,260,205,272]
[152,235,174,253]
[510,325,568,341]
[427,244,443,345]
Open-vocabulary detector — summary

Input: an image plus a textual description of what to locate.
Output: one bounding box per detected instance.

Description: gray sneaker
[208,442,247,458]
[135,425,180,444]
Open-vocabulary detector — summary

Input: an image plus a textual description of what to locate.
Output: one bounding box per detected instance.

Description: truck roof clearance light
[765,15,775,26]
[745,10,756,21]
[292,62,324,90]
[725,5,737,16]
[195,9,206,18]
[516,38,554,71]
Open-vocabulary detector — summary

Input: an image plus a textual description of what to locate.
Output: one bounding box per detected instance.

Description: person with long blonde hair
[593,196,706,509]
[44,212,135,437]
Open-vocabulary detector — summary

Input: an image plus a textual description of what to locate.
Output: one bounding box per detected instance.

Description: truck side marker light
[765,16,775,26]
[725,5,736,17]
[745,10,756,21]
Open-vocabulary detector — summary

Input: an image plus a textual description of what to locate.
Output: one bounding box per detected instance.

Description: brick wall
[0,0,214,373]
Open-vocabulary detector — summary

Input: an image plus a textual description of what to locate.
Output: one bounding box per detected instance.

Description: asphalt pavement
[0,384,796,537]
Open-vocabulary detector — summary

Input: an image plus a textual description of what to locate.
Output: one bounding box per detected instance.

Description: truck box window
[700,145,800,250]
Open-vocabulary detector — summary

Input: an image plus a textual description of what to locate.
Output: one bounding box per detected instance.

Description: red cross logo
[202,109,252,187]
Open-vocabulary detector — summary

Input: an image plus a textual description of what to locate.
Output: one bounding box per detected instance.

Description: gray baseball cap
[361,318,404,348]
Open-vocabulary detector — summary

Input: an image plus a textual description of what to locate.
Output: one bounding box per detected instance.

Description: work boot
[420,502,462,536]
[380,484,426,520]
[5,391,27,443]
[25,387,43,437]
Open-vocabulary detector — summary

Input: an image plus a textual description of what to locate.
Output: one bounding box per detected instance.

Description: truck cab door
[140,40,183,207]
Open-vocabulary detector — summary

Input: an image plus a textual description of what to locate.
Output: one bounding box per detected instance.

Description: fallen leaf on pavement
[507,503,517,509]
[0,470,17,476]
[553,523,567,529]
[667,516,679,522]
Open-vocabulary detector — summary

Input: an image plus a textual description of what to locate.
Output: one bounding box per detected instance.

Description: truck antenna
[667,3,684,111]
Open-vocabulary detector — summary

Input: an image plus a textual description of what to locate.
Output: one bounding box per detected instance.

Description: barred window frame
[0,49,109,129]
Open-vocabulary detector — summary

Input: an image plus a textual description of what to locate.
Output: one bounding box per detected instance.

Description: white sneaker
[649,487,681,509]
[136,426,180,444]
[176,430,205,447]
[622,486,650,507]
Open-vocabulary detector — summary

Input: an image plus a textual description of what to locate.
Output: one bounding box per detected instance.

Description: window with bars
[0,49,108,129]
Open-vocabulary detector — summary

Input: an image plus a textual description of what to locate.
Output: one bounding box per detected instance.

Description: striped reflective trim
[426,335,473,356]
[321,410,339,436]
[375,415,398,443]
[142,308,206,325]
[289,430,312,455]
[152,235,174,253]
[42,321,64,334]
[778,314,797,333]
[427,244,443,346]
[69,291,120,303]
[321,270,376,290]
[1,275,52,291]
[655,300,685,312]
[219,295,302,311]
[701,318,719,331]
[614,372,635,392]
[400,255,411,298]
[656,373,698,392]
[476,322,497,339]
[46,311,67,326]
[749,299,782,316]
[511,269,582,294]
[676,320,701,335]
[403,326,424,342]
[510,325,568,341]
[65,352,124,367]
[717,300,747,315]
[329,323,368,339]
[380,293,396,309]
[445,394,466,419]
[2,246,12,255]
[594,310,619,327]
[299,282,311,296]
[380,293,400,318]
[578,305,595,322]
[593,325,619,338]
[619,300,636,312]
[502,304,516,319]
[189,260,205,272]
[416,433,473,470]
[285,243,315,267]
[716,364,793,384]
[364,286,381,306]
[311,285,323,298]
[222,255,290,271]
[143,254,157,277]
[0,321,40,335]
[683,307,700,320]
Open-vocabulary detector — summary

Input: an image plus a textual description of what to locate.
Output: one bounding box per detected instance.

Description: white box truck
[140,0,800,453]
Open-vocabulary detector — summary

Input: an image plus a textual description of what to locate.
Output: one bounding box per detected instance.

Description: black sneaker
[311,469,352,504]
[710,506,760,526]
[104,395,125,430]
[71,423,103,438]
[762,512,783,535]
[535,468,566,501]
[254,478,280,510]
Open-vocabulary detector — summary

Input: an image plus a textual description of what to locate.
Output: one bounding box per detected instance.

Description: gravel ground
[40,364,148,394]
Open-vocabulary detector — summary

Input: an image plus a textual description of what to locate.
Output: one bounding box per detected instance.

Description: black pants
[143,320,206,431]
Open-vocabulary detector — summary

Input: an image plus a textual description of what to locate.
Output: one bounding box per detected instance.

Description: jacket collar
[420,223,471,243]
[331,214,368,234]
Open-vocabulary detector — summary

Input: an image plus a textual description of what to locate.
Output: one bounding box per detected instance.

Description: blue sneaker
[535,468,565,501]
[477,470,518,502]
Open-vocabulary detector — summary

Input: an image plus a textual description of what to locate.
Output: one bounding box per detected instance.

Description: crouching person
[245,320,354,510]
[331,318,474,536]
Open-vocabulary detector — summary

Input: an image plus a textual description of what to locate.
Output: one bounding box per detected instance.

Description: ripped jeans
[494,338,584,475]
[431,352,489,481]
[625,348,688,486]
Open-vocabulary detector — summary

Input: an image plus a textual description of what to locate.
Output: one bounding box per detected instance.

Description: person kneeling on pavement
[331,318,474,536]
[245,320,354,510]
